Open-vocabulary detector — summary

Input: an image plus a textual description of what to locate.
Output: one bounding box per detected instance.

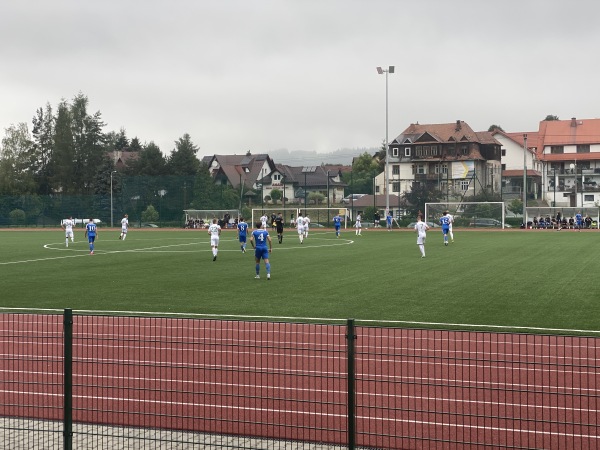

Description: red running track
[1,313,599,449]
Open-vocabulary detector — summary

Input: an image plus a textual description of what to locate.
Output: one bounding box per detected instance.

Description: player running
[250,221,272,280]
[85,218,98,255]
[333,213,343,238]
[440,211,451,246]
[237,217,249,252]
[275,212,284,244]
[414,215,430,258]
[296,212,305,244]
[119,214,129,240]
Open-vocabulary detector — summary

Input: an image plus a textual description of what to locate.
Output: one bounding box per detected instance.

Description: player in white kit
[119,214,129,240]
[62,216,75,247]
[208,218,221,261]
[414,215,430,258]
[296,213,305,244]
[303,214,310,239]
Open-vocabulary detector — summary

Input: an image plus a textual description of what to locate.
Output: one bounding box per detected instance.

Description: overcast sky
[1,0,599,161]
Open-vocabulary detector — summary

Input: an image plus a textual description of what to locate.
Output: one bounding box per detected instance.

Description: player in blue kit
[237,217,249,253]
[85,218,98,255]
[333,214,342,238]
[250,221,272,280]
[440,211,451,246]
[575,211,583,231]
[386,211,393,231]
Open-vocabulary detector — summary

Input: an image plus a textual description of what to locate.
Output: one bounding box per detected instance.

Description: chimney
[455,120,462,131]
[571,117,577,127]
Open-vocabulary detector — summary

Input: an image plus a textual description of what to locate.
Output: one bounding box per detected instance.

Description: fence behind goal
[2,309,599,449]
[426,202,506,228]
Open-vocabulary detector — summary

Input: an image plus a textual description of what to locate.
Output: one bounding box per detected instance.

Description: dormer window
[392,147,399,157]
[404,147,411,157]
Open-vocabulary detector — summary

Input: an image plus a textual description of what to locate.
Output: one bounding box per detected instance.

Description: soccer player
[260,213,268,230]
[208,218,221,261]
[414,215,430,258]
[303,214,310,239]
[275,212,284,244]
[119,214,129,240]
[440,211,451,246]
[250,221,272,280]
[85,218,98,255]
[386,211,393,231]
[575,211,583,231]
[296,212,305,244]
[446,211,455,242]
[62,216,75,247]
[333,213,342,238]
[355,213,362,235]
[237,217,248,253]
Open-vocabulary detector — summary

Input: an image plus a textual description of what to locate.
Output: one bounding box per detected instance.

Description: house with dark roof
[386,120,502,200]
[201,153,346,207]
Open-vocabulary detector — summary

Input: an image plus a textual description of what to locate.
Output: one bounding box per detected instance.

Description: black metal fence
[1,310,599,449]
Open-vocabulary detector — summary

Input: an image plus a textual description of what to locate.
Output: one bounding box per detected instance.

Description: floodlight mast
[377,66,394,213]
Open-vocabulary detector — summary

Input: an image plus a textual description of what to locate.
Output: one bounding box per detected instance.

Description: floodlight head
[388,66,395,73]
[376,67,384,75]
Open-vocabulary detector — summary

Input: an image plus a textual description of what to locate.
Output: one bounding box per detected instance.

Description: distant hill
[264,147,378,166]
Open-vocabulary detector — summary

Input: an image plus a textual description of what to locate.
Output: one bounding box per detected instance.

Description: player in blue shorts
[237,217,248,253]
[386,211,393,231]
[333,214,342,238]
[575,211,583,231]
[440,211,451,246]
[85,218,98,255]
[250,221,272,280]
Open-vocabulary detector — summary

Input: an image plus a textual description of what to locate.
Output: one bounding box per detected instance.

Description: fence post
[346,318,357,450]
[63,308,73,450]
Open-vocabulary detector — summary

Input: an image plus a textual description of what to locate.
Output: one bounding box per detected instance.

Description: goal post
[425,202,506,228]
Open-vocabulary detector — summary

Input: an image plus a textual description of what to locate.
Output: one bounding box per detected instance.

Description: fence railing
[1,310,599,449]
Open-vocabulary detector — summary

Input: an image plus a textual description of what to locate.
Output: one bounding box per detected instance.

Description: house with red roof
[535,117,600,208]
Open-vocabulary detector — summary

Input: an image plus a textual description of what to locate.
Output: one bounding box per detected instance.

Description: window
[392,165,400,175]
[431,145,438,155]
[273,174,281,181]
[417,164,425,174]
[441,163,448,174]
[501,164,506,171]
[584,194,594,202]
[461,146,468,155]
[461,180,470,191]
[392,147,399,157]
[423,146,430,155]
[392,181,400,193]
[501,149,506,157]
[404,147,411,157]
[550,145,564,154]
[577,144,590,153]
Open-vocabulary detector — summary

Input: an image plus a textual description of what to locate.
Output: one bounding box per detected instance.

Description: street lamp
[110,170,117,228]
[377,65,394,214]
[522,134,527,225]
[570,162,577,208]
[326,170,330,209]
[302,166,316,211]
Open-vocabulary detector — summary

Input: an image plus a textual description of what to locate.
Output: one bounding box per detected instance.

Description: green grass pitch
[1,227,599,334]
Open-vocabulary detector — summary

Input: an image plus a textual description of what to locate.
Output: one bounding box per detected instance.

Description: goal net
[525,207,599,229]
[425,202,506,228]
[251,207,350,229]
[183,209,240,229]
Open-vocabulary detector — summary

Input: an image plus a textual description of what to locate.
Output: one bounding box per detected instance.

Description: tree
[126,142,167,176]
[0,123,36,195]
[308,192,325,205]
[401,183,443,217]
[270,188,282,204]
[31,103,54,195]
[50,100,75,193]
[167,133,200,176]
[543,115,559,121]
[507,198,523,216]
[488,124,504,132]
[342,152,380,195]
[114,128,129,150]
[141,204,159,222]
[190,163,218,209]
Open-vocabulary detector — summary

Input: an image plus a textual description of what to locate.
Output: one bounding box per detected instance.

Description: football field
[1,227,599,334]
